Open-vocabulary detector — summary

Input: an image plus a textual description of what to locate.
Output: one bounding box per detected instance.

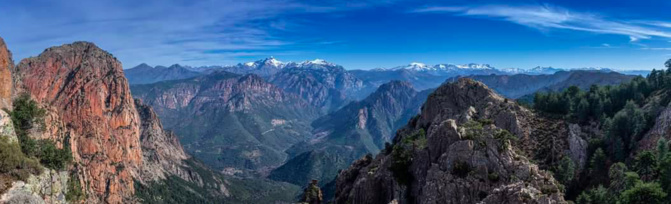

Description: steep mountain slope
[124,63,201,84]
[131,71,320,174]
[269,59,370,113]
[459,70,636,98]
[0,37,11,110]
[335,78,568,204]
[269,81,432,189]
[134,100,301,203]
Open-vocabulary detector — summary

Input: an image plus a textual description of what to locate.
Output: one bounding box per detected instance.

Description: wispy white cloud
[412,4,671,41]
[0,0,391,67]
[642,47,671,51]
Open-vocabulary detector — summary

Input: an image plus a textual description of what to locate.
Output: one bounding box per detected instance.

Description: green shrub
[494,129,517,150]
[66,172,85,202]
[477,119,494,126]
[9,95,71,171]
[0,137,42,181]
[462,121,484,141]
[389,129,427,185]
[389,144,413,185]
[452,161,471,178]
[36,139,72,170]
[554,156,576,186]
[488,172,500,182]
[10,94,46,157]
[619,182,666,204]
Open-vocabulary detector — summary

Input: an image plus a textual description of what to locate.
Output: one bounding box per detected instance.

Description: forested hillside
[532,59,671,203]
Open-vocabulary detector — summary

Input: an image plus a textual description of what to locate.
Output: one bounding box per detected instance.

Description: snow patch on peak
[409,62,427,67]
[264,57,283,67]
[244,62,257,67]
[309,59,328,65]
[297,59,336,67]
[396,62,432,71]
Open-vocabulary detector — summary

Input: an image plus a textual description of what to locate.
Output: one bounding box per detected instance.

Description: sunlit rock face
[13,42,142,203]
[0,37,12,110]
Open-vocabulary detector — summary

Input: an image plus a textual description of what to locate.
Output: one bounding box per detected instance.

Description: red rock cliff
[0,37,12,110]
[13,42,142,203]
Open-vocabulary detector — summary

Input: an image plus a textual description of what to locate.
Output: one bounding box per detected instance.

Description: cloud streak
[0,0,394,67]
[412,4,671,41]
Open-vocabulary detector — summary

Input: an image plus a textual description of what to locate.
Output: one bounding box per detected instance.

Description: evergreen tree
[554,156,576,186]
[619,182,666,204]
[609,162,628,194]
[589,148,609,185]
[634,151,658,181]
[659,154,671,196]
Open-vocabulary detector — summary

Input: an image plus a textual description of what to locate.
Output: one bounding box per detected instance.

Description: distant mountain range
[124,63,202,84]
[124,58,650,91]
[452,70,638,99]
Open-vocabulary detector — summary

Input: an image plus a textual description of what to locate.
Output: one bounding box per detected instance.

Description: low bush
[0,137,43,182]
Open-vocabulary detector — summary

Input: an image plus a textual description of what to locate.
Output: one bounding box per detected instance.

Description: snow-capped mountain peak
[263,57,284,67]
[393,62,431,71]
[309,59,328,65]
[239,57,286,69]
[409,62,427,68]
[297,59,336,67]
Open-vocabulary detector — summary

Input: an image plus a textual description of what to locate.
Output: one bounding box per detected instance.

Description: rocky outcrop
[301,180,323,204]
[334,78,567,204]
[0,110,17,143]
[135,99,190,182]
[567,124,588,171]
[0,169,69,204]
[0,37,12,110]
[639,100,671,151]
[13,42,142,203]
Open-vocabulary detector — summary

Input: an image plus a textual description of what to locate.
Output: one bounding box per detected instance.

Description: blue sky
[1,0,670,70]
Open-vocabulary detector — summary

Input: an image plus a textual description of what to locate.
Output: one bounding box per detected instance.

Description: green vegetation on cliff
[534,59,671,203]
[10,94,72,170]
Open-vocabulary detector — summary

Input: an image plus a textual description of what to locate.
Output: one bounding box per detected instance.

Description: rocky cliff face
[0,110,17,143]
[0,37,12,110]
[1,169,70,204]
[131,71,320,174]
[12,42,142,203]
[335,78,568,204]
[135,99,190,182]
[269,60,369,113]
